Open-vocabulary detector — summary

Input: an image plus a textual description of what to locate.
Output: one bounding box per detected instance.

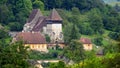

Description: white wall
[52,24,62,36]
[45,23,62,42]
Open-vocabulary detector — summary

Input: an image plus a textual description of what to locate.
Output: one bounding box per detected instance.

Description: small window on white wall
[59,32,62,38]
[32,45,34,48]
[53,32,55,35]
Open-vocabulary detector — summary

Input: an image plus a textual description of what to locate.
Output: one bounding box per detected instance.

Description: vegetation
[0,0,120,68]
[28,49,62,60]
[63,40,85,63]
[0,29,30,67]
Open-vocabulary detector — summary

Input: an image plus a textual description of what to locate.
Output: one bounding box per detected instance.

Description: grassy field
[81,30,116,46]
[109,2,120,6]
[103,0,120,6]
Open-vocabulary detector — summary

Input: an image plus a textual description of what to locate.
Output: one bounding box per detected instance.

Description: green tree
[33,0,44,10]
[49,61,65,68]
[71,7,80,16]
[0,28,29,67]
[93,37,103,46]
[64,24,80,44]
[102,35,120,68]
[104,17,118,31]
[88,8,104,34]
[0,41,30,68]
[8,22,23,31]
[68,7,81,26]
[7,0,32,24]
[0,29,9,39]
[63,23,72,44]
[43,0,105,11]
[45,34,51,43]
[108,32,120,40]
[0,4,13,24]
[64,40,85,63]
[69,25,80,42]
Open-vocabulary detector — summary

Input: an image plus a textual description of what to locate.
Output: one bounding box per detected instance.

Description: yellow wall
[48,43,65,49]
[83,44,92,50]
[59,44,65,49]
[25,44,48,52]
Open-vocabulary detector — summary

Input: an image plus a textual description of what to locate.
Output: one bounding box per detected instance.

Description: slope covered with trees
[0,0,120,67]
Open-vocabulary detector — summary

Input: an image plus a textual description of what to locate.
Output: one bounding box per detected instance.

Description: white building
[23,9,63,43]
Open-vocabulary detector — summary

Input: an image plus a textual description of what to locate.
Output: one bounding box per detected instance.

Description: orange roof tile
[47,9,62,21]
[80,38,92,44]
[16,32,46,44]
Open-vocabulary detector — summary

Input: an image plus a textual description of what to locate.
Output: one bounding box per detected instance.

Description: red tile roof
[80,38,92,44]
[16,32,46,44]
[47,9,62,21]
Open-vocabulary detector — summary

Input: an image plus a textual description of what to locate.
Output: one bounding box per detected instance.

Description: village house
[23,9,63,43]
[15,32,48,52]
[11,8,65,52]
[80,38,93,50]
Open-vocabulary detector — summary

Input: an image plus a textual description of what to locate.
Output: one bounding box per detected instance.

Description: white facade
[23,9,63,43]
[51,24,62,39]
[43,23,63,42]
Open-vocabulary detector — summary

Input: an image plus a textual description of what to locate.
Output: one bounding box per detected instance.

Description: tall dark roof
[32,16,46,31]
[24,8,63,32]
[80,38,92,44]
[47,9,62,21]
[27,9,43,23]
[16,32,46,44]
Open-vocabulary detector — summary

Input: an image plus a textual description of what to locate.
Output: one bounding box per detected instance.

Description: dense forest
[0,0,120,68]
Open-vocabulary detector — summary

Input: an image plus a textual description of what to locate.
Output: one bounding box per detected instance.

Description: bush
[28,50,59,60]
[8,22,23,31]
[93,37,103,46]
[108,32,120,40]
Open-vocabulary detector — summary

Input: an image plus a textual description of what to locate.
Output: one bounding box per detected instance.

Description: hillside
[103,0,118,3]
[103,0,120,6]
[0,0,120,68]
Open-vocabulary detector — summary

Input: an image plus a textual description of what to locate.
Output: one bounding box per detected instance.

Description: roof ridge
[48,8,62,21]
[27,9,43,23]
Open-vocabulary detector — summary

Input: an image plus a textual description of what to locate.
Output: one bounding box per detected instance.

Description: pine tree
[64,40,85,63]
[69,24,80,42]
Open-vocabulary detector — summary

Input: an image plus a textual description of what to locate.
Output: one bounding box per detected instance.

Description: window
[53,32,55,35]
[59,32,62,38]
[42,45,44,48]
[38,45,40,48]
[88,44,90,46]
[32,45,34,48]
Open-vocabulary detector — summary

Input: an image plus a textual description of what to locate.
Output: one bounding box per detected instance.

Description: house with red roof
[15,32,48,52]
[80,38,93,50]
[23,9,63,43]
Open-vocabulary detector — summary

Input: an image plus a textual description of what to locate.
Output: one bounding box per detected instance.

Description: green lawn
[108,2,120,6]
[81,29,115,46]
